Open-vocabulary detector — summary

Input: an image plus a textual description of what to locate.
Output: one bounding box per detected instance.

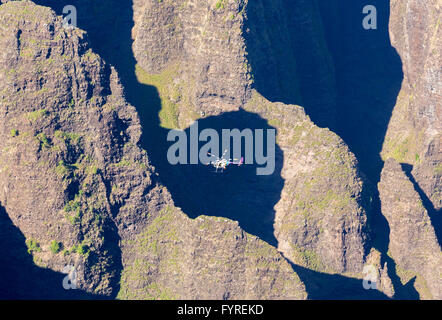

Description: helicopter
[206,149,244,173]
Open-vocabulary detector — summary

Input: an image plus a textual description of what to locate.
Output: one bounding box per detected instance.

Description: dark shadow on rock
[243,1,302,107]
[246,0,403,181]
[400,277,420,300]
[357,181,419,299]
[382,254,420,300]
[152,110,284,247]
[245,0,412,299]
[286,254,418,300]
[244,0,339,129]
[316,0,415,300]
[318,0,403,184]
[33,1,283,249]
[245,0,403,250]
[285,259,391,300]
[0,205,108,299]
[401,163,442,247]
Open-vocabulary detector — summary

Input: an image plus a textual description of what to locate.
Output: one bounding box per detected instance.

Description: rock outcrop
[132,0,252,126]
[379,159,441,299]
[118,208,306,300]
[243,93,369,275]
[364,248,395,298]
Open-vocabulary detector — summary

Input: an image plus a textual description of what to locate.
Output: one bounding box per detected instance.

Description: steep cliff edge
[118,207,306,300]
[383,0,441,219]
[0,0,160,296]
[132,0,252,126]
[379,159,441,299]
[377,0,442,298]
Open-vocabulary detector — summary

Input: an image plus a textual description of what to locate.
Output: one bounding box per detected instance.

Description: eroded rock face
[242,93,369,275]
[364,248,395,298]
[132,0,252,124]
[383,0,441,210]
[131,0,337,128]
[379,2,441,299]
[0,0,160,296]
[118,207,306,300]
[0,0,308,299]
[379,159,441,299]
